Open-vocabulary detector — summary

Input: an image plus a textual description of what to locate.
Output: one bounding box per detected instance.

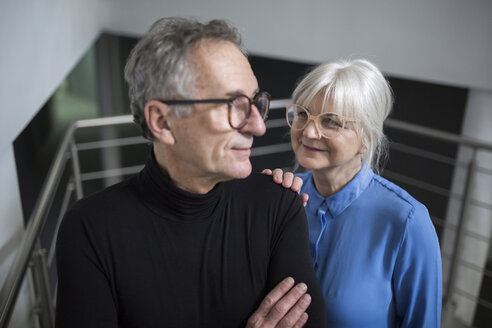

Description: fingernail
[297,283,307,292]
[302,294,311,304]
[284,277,295,285]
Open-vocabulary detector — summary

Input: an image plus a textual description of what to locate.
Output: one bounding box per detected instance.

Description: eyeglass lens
[286,105,344,138]
[229,93,270,129]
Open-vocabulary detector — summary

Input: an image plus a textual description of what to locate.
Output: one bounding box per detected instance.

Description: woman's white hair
[292,58,393,173]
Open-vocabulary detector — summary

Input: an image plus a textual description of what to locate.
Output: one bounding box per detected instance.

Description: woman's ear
[357,128,368,154]
[144,100,175,145]
[359,136,368,154]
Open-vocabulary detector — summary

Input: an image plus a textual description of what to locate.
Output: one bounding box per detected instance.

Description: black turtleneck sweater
[55,152,326,327]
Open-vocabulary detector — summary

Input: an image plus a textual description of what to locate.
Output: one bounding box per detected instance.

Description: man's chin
[230,163,252,180]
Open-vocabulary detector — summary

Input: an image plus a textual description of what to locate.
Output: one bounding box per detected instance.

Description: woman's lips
[302,143,327,152]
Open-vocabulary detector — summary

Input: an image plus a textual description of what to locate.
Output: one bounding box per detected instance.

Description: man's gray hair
[124,17,244,140]
[292,59,394,174]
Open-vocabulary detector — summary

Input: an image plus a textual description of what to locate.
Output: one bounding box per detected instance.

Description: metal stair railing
[0,115,138,328]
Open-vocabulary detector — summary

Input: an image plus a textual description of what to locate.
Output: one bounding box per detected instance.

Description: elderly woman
[269,59,442,327]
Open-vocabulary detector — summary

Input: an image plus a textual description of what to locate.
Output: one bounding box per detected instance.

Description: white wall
[0,0,106,326]
[0,0,105,258]
[1,0,492,326]
[0,0,105,155]
[103,0,492,91]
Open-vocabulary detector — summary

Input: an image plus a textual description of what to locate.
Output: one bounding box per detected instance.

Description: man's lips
[231,146,251,152]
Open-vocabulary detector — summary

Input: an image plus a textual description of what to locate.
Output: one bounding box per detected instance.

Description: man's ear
[144,100,175,145]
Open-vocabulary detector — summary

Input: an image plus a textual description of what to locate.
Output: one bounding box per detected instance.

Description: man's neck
[153,144,220,194]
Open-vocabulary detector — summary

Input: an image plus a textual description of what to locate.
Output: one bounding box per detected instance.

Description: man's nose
[240,105,266,136]
[303,120,322,139]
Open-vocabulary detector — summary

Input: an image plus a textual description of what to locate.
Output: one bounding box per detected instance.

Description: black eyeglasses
[157,91,270,129]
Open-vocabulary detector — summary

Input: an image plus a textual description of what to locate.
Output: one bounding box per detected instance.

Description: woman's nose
[302,120,322,139]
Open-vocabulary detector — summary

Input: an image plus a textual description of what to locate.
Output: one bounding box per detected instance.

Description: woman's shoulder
[369,173,430,221]
[294,171,312,181]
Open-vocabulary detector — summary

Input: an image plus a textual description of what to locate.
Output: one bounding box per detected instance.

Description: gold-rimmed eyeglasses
[285,104,356,139]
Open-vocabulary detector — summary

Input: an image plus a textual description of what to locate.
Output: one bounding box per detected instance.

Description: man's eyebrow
[251,88,260,97]
[225,88,260,98]
[225,91,242,97]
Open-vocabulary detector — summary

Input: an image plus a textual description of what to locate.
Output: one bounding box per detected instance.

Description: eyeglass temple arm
[159,99,230,105]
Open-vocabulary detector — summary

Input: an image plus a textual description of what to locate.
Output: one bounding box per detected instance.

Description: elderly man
[55,17,325,327]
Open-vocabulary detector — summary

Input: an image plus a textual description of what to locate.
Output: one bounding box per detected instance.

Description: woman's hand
[262,169,309,207]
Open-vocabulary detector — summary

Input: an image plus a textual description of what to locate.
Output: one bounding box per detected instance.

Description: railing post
[70,138,83,200]
[444,148,477,308]
[31,240,55,328]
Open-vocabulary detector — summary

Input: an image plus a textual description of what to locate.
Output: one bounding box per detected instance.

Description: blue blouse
[297,166,442,327]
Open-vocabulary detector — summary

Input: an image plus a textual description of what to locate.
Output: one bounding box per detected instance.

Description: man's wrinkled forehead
[188,40,258,97]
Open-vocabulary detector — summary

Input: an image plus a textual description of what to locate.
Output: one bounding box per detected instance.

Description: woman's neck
[311,159,362,198]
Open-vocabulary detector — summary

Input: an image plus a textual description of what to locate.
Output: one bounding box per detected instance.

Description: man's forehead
[190,40,259,97]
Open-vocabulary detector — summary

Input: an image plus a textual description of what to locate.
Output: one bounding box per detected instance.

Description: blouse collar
[304,164,374,219]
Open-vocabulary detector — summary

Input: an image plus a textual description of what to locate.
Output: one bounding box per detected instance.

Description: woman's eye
[297,111,308,119]
[321,117,342,129]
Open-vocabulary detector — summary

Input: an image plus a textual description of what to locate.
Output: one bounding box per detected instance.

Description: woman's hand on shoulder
[262,169,309,207]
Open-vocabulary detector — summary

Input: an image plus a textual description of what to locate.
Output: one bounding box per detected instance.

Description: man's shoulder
[226,173,297,197]
[59,177,143,244]
[224,173,304,213]
[68,177,138,220]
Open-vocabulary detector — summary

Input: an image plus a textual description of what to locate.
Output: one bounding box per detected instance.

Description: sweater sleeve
[267,187,327,327]
[393,203,442,327]
[55,208,118,328]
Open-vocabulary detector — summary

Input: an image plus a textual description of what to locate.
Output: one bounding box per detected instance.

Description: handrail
[0,124,76,327]
[0,115,137,327]
[73,114,134,128]
[2,103,492,327]
[384,118,492,152]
